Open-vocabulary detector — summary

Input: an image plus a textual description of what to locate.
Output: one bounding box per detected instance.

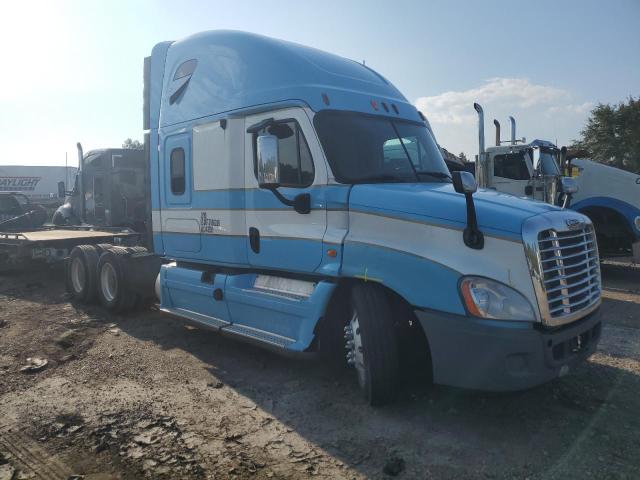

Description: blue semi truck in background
[51,31,603,405]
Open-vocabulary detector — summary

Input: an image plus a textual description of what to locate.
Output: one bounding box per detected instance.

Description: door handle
[249,227,260,253]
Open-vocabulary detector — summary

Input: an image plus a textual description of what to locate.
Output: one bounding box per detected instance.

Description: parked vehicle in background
[451,104,639,261]
[53,146,148,233]
[0,145,146,271]
[562,156,640,260]
[16,31,603,405]
[0,192,48,229]
[467,104,577,207]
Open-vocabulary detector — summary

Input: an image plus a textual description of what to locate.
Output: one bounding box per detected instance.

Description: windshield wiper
[416,170,452,180]
[351,174,407,184]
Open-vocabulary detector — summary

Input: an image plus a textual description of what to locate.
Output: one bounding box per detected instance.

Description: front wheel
[346,284,399,406]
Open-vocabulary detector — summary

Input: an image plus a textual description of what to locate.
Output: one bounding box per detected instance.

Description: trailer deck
[0,229,126,243]
[0,226,139,270]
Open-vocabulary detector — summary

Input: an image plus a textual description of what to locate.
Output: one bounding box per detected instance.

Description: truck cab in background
[53,146,148,233]
[466,104,640,261]
[471,104,577,208]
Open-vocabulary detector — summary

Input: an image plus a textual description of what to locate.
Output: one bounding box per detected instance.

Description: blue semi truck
[62,31,602,405]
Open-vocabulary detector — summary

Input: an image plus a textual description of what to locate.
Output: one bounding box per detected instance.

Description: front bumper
[415,307,602,391]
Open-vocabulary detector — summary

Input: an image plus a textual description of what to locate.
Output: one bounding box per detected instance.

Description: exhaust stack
[76,142,86,222]
[509,116,516,144]
[493,119,501,146]
[473,103,487,188]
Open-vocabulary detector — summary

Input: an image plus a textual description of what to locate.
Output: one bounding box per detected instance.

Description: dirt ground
[0,262,639,480]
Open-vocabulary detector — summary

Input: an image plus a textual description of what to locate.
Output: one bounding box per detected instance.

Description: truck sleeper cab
[141,31,601,405]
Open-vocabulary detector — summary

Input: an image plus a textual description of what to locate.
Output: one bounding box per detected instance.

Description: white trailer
[0,165,78,205]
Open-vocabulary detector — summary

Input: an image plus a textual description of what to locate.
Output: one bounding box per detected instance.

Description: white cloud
[414,78,592,157]
[416,78,568,126]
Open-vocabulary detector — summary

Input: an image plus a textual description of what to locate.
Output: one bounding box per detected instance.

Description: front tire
[348,284,399,406]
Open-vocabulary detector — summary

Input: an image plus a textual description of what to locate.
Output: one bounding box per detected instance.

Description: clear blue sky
[1,0,638,165]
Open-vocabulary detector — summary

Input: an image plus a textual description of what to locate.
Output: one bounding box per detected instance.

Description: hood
[349,183,558,239]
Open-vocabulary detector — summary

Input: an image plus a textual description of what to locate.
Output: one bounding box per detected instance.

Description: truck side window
[170,148,186,194]
[494,153,530,180]
[255,121,314,188]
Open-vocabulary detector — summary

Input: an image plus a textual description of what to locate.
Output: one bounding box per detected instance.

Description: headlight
[459,276,535,321]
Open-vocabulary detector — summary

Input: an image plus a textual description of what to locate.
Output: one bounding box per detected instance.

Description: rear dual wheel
[66,245,100,303]
[96,247,138,312]
[66,244,138,312]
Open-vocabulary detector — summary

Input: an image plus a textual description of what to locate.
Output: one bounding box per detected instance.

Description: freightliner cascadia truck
[58,31,602,405]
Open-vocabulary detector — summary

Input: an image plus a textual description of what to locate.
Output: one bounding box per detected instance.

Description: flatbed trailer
[0,226,139,271]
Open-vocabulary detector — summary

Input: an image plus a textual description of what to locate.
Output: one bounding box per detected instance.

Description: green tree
[122,138,144,150]
[572,97,640,173]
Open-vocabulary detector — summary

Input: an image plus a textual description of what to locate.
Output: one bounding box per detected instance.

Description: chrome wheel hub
[344,312,365,388]
[70,257,85,293]
[100,262,118,303]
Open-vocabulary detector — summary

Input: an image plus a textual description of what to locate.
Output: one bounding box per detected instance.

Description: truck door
[93,175,107,224]
[491,151,533,197]
[243,108,327,273]
[160,133,200,253]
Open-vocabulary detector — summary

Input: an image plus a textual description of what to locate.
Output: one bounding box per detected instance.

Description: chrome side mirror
[452,171,478,194]
[256,134,280,188]
[561,176,578,194]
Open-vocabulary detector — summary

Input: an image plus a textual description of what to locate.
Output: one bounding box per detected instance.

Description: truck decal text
[200,211,221,233]
[0,176,41,192]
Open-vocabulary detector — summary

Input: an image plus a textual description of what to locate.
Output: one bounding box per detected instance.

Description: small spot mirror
[561,176,578,194]
[452,171,477,194]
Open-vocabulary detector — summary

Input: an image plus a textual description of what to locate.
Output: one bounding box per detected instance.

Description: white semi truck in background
[451,103,640,261]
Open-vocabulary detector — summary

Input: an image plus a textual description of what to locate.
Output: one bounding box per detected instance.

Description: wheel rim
[345,311,366,389]
[70,257,85,294]
[100,262,118,303]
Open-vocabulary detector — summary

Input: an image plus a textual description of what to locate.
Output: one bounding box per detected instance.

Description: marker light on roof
[322,93,330,106]
[370,100,379,111]
[382,102,389,112]
[392,104,399,114]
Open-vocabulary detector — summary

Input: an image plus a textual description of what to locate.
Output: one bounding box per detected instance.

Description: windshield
[537,148,561,176]
[314,111,450,184]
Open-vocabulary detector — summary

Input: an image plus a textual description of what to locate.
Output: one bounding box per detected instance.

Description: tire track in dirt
[0,423,74,480]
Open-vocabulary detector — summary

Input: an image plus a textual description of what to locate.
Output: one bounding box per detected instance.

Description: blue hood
[349,183,558,239]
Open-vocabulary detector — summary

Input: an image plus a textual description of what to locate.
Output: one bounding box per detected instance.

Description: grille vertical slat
[538,225,601,321]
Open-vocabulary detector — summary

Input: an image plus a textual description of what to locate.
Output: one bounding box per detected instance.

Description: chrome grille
[537,226,600,321]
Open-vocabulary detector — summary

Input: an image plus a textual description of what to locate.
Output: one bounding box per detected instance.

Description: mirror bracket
[247,117,275,134]
[462,192,484,249]
[265,186,311,214]
[452,171,484,249]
